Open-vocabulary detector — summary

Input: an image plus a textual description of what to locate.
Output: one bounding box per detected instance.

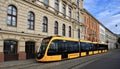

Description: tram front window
[37,39,50,59]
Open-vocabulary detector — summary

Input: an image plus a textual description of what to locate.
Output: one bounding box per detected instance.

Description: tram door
[25,41,35,59]
[62,52,68,59]
[60,40,68,59]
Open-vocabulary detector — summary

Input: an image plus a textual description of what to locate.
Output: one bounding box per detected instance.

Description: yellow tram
[36,36,108,62]
[98,42,108,53]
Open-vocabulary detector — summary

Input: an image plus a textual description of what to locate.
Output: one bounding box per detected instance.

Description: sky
[83,0,120,34]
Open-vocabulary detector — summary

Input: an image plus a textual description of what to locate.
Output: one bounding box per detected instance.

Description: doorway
[25,41,35,59]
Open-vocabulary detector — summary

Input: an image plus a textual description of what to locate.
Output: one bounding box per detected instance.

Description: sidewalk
[0,59,36,68]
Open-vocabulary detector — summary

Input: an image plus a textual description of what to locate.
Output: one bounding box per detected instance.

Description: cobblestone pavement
[0,49,118,69]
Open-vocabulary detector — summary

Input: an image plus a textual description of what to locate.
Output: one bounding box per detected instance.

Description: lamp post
[79,24,85,56]
[72,24,84,57]
[115,24,120,48]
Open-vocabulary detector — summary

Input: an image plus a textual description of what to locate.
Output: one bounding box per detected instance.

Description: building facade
[83,9,99,42]
[83,9,117,49]
[99,25,106,42]
[0,0,117,62]
[105,29,117,49]
[0,0,84,61]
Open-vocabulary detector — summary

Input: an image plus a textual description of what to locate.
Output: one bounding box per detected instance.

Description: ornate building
[0,0,117,62]
[0,0,84,61]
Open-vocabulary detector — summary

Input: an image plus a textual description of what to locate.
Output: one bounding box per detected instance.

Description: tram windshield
[37,37,51,59]
[37,39,50,54]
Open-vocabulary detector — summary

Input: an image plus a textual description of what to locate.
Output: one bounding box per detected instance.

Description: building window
[7,5,17,26]
[78,29,80,39]
[62,24,66,36]
[54,0,59,11]
[62,3,66,15]
[4,40,18,54]
[77,12,79,22]
[28,12,35,30]
[54,21,58,35]
[68,8,72,18]
[69,26,71,37]
[76,0,79,7]
[44,0,49,5]
[42,16,48,32]
[84,16,86,23]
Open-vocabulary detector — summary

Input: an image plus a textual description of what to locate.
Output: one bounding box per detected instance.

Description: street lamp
[115,24,120,34]
[79,24,85,56]
[115,24,120,49]
[72,26,83,56]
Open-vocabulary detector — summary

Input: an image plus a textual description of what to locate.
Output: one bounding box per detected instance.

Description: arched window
[7,5,17,26]
[28,11,35,30]
[69,26,71,37]
[54,21,58,35]
[43,16,48,32]
[62,24,66,36]
[78,29,80,39]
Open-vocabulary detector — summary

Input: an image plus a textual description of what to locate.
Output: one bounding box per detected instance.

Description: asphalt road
[79,49,120,69]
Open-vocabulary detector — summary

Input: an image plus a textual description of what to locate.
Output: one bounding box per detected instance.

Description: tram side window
[67,41,79,53]
[98,44,105,50]
[47,40,79,55]
[67,41,74,53]
[81,42,93,51]
[81,42,86,52]
[93,44,98,51]
[71,41,79,53]
[58,40,67,54]
[58,40,79,53]
[47,40,59,55]
[89,43,94,51]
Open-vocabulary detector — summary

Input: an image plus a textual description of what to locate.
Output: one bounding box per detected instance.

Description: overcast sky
[83,0,120,34]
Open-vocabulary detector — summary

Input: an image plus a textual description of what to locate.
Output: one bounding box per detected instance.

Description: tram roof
[98,42,108,45]
[46,36,95,43]
[92,42,98,44]
[80,40,92,43]
[52,36,79,41]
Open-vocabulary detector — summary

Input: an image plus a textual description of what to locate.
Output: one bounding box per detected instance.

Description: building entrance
[25,41,35,59]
